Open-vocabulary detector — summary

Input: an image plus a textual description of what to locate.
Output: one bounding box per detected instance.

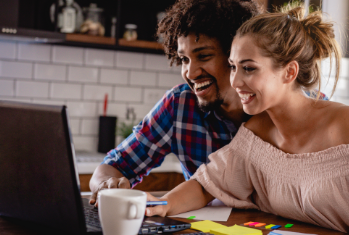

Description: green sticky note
[191,220,227,233]
[187,216,196,220]
[285,224,294,228]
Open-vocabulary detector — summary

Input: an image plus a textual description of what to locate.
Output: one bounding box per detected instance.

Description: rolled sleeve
[101,90,175,187]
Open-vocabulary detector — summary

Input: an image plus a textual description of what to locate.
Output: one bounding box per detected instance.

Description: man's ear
[283,60,299,84]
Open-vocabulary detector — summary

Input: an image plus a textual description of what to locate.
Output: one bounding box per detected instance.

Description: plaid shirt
[102,83,240,187]
[102,84,328,187]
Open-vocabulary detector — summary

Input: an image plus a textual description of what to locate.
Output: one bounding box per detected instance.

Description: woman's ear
[283,61,299,84]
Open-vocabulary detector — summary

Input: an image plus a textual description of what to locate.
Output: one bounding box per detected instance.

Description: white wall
[0,41,183,152]
[321,57,349,103]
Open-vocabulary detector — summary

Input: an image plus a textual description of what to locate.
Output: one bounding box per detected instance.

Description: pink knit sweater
[191,124,349,232]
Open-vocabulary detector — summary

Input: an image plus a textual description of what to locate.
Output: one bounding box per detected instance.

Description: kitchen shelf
[66,33,116,45]
[118,38,163,50]
[61,33,164,54]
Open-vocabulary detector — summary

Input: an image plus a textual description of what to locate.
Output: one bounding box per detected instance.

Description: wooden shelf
[118,38,163,50]
[65,33,116,45]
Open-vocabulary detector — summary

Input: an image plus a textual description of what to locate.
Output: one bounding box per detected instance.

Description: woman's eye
[180,57,189,63]
[243,66,255,72]
[229,64,236,71]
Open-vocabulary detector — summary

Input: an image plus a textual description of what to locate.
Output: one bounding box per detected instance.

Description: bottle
[61,0,77,33]
[123,24,137,41]
[110,17,117,38]
[50,0,82,33]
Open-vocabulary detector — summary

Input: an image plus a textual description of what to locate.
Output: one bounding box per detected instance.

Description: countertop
[75,152,183,174]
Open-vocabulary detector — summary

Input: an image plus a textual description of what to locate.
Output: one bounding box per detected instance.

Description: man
[89,0,260,205]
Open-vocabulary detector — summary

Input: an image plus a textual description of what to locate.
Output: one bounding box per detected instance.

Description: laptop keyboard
[83,205,102,230]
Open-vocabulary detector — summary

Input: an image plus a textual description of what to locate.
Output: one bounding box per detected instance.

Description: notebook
[0,101,190,235]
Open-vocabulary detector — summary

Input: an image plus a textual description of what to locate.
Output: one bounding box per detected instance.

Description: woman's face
[229,35,287,115]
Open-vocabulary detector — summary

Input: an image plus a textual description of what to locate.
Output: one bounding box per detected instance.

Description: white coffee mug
[98,189,147,235]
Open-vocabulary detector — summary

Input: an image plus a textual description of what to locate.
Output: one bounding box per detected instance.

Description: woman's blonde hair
[236,3,342,98]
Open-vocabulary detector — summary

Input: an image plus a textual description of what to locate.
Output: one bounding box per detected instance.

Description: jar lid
[125,24,137,29]
[83,3,103,12]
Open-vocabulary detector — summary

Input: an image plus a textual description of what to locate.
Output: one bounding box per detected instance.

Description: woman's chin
[243,107,260,116]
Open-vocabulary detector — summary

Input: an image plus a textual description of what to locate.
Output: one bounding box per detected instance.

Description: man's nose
[185,62,202,80]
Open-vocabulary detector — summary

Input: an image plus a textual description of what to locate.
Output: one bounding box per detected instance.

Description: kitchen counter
[75,151,183,174]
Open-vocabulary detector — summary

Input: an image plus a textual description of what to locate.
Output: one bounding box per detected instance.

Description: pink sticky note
[248,222,259,226]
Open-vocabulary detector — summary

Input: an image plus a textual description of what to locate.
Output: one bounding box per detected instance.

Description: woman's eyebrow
[239,59,256,64]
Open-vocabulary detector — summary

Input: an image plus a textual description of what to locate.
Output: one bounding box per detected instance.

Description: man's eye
[244,67,255,72]
[198,54,211,60]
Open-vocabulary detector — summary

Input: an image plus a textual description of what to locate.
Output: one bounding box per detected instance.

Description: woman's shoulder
[316,100,349,144]
[329,101,349,126]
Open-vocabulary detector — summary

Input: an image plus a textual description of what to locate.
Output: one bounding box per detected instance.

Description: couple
[91,0,349,232]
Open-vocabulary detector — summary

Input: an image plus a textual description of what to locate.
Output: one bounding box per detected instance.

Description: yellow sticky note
[265,224,276,229]
[190,220,227,233]
[210,224,263,235]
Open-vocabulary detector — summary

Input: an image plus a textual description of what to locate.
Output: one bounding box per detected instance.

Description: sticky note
[271,225,281,229]
[191,220,227,233]
[187,216,196,220]
[248,222,259,226]
[210,224,262,235]
[284,224,294,228]
[244,221,255,225]
[255,223,266,227]
[265,224,276,229]
[268,232,282,235]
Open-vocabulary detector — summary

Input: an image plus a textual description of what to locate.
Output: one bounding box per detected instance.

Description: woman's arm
[145,179,215,217]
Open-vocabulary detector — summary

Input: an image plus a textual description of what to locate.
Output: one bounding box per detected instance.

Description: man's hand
[89,164,131,207]
[145,192,169,217]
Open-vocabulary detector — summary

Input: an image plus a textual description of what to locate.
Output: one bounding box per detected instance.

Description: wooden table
[172,208,347,234]
[0,194,346,235]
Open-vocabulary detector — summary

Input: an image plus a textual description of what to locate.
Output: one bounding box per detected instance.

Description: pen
[146,201,168,206]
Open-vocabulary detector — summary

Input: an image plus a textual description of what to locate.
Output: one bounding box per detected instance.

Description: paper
[211,224,262,235]
[190,220,227,233]
[169,206,232,221]
[268,230,318,235]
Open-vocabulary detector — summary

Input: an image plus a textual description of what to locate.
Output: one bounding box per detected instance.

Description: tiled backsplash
[0,41,348,152]
[0,42,183,152]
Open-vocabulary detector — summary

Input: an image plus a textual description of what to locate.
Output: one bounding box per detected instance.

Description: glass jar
[123,24,138,41]
[80,3,105,36]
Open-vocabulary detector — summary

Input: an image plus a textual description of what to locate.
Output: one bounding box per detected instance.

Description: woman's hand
[145,192,170,217]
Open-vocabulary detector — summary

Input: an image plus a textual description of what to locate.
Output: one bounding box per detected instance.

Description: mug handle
[127,201,143,219]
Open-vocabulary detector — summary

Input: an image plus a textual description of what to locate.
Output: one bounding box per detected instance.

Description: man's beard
[197,83,224,113]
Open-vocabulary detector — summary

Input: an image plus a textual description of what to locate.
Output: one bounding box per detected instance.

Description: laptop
[0,101,191,235]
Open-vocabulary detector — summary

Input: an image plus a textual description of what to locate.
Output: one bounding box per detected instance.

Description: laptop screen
[0,101,86,235]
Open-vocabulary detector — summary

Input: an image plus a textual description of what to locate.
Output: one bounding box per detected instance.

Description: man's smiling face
[177,33,232,112]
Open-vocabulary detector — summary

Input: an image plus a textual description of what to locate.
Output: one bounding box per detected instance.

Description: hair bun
[284,6,305,20]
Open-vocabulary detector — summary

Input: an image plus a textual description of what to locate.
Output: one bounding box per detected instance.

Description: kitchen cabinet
[79,172,185,192]
[76,152,185,192]
[0,0,176,54]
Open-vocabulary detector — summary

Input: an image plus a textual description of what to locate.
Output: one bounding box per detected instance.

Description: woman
[145,4,349,233]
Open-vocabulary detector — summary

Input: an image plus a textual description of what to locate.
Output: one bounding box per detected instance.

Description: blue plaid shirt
[102,83,241,187]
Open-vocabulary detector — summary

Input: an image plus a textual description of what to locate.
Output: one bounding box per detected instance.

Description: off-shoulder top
[191,124,349,232]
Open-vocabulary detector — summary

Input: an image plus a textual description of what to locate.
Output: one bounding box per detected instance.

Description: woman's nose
[230,70,243,88]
